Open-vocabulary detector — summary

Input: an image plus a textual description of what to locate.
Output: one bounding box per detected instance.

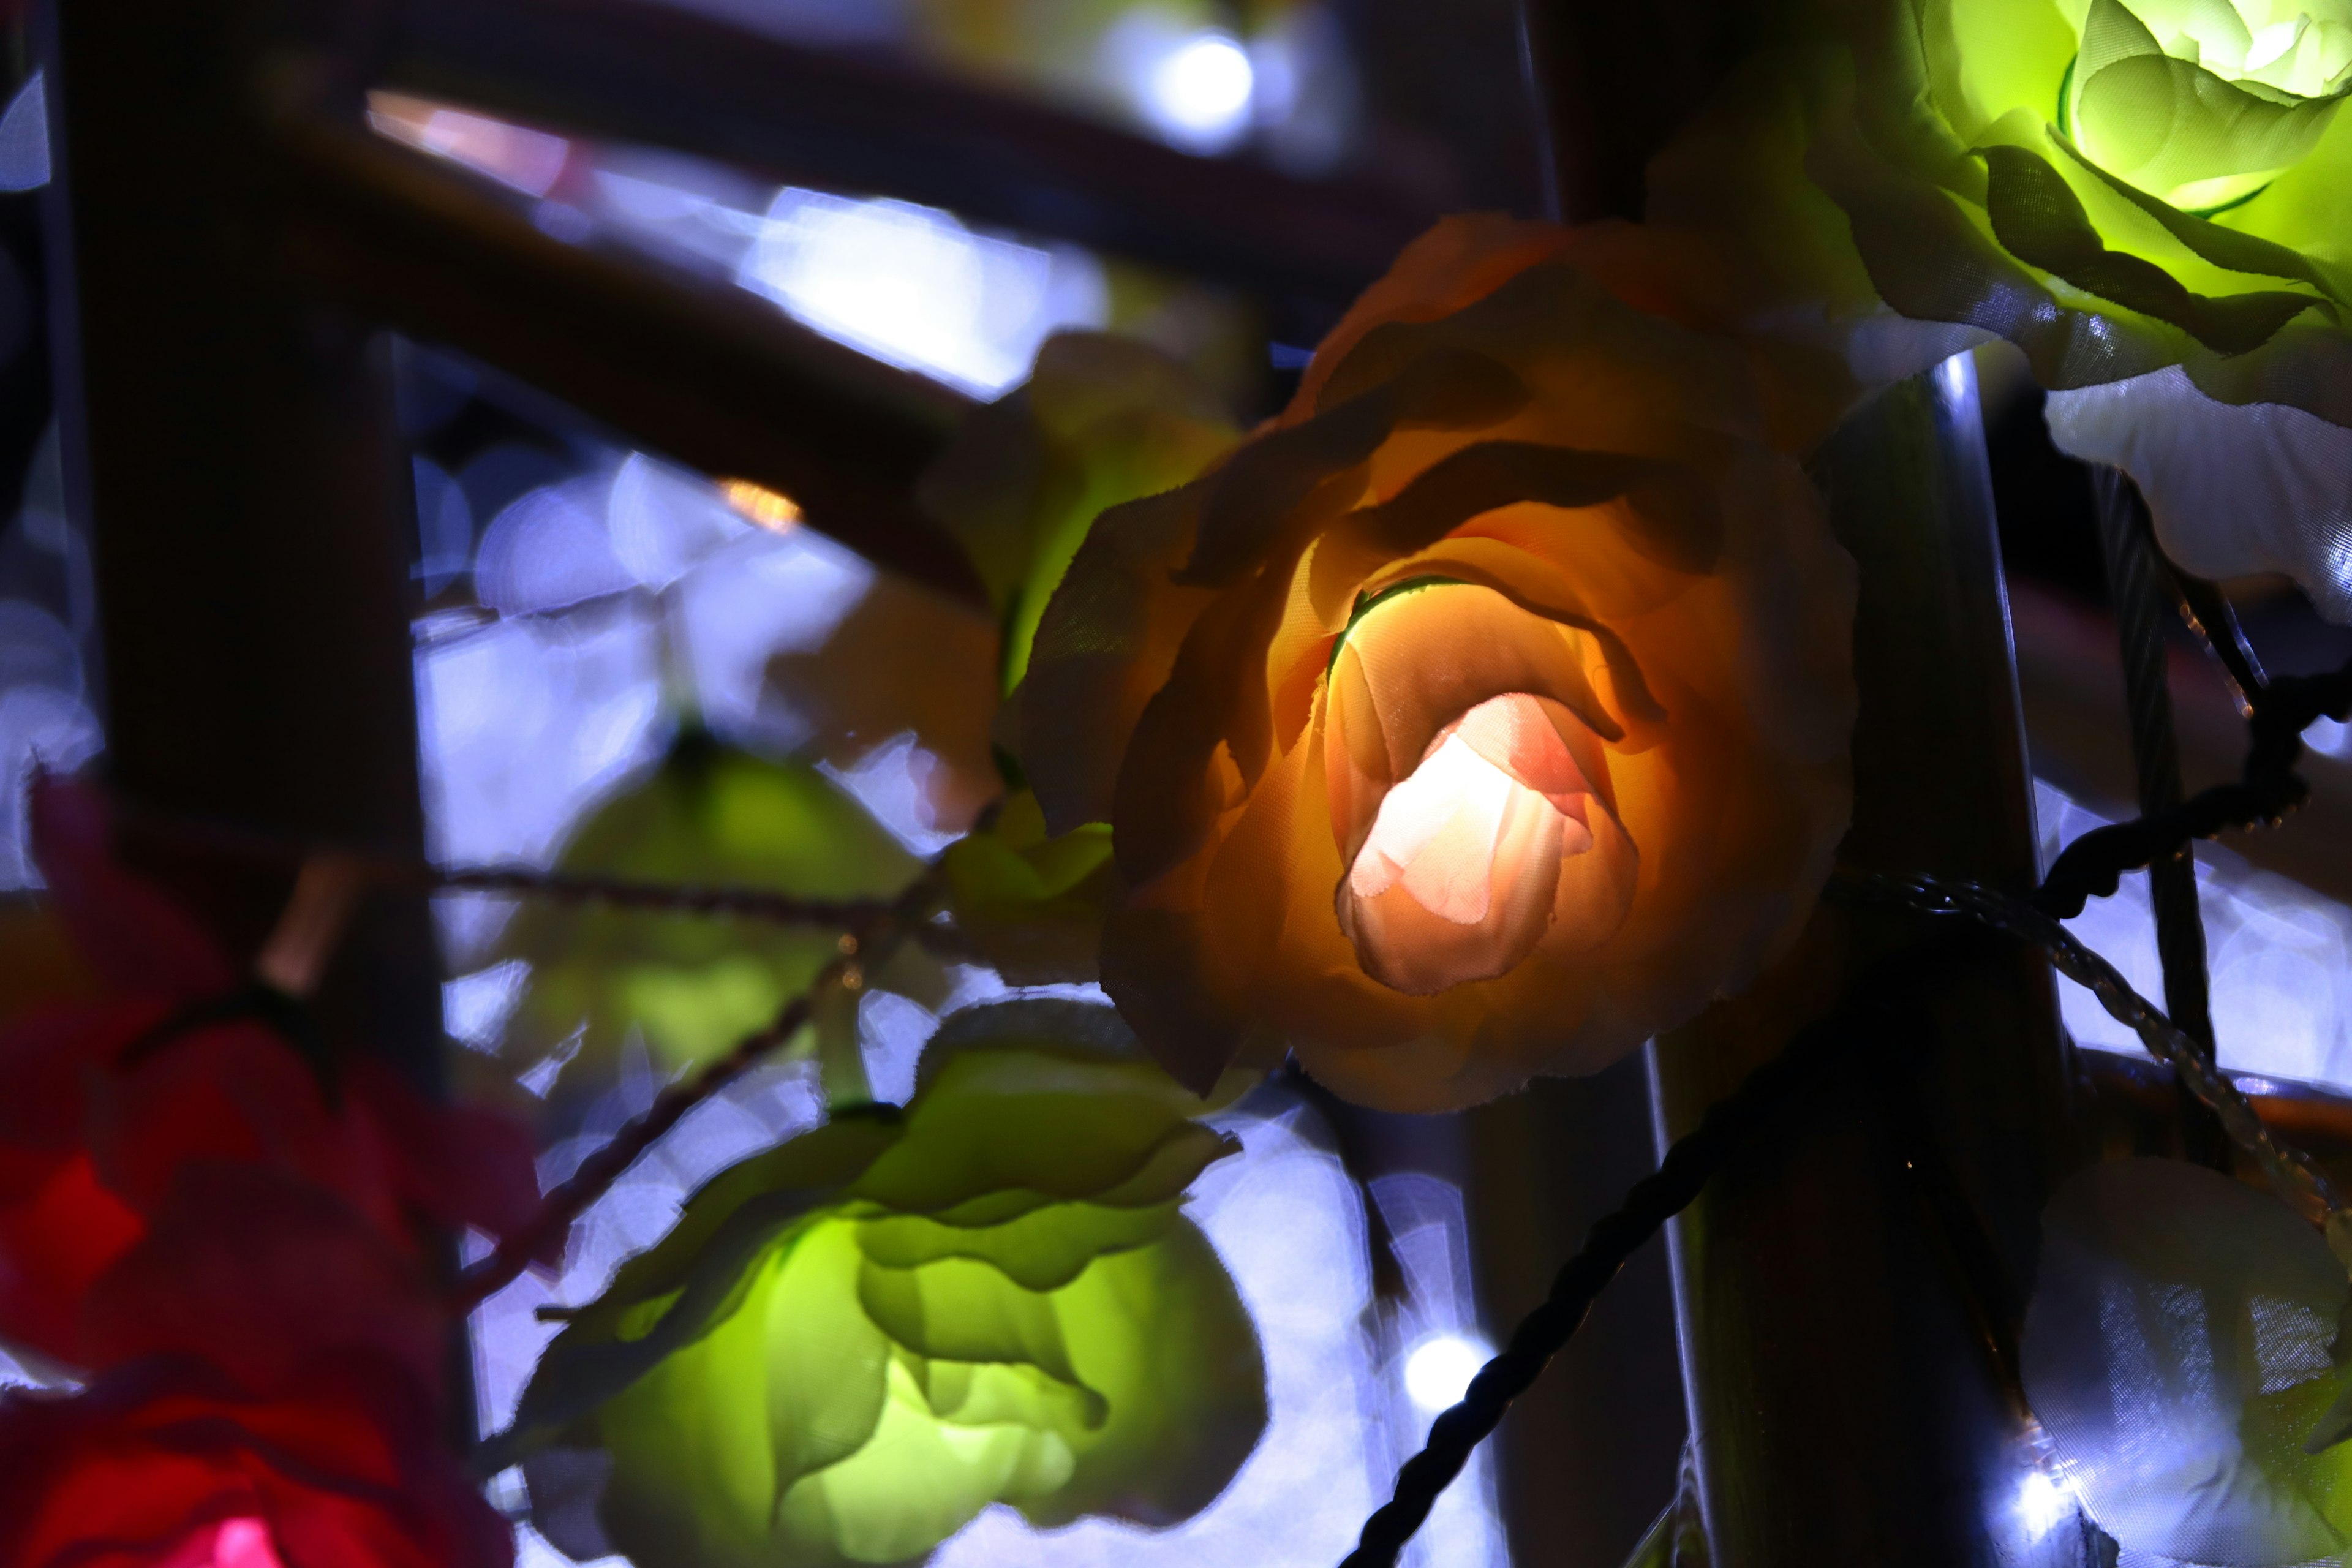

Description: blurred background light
[0,428,102,891]
[736,188,1109,396]
[2305,714,2352,758]
[369,92,573,197]
[717,478,801,533]
[369,96,1262,410]
[0,73,48,193]
[2011,1467,2075,1542]
[1136,29,1256,154]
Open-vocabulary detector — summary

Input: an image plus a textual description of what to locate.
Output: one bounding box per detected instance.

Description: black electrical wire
[1338,964,1905,1568]
[2033,655,2352,919]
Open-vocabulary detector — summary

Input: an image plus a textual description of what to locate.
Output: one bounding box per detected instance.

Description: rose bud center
[1337,692,1596,995]
[173,1519,288,1568]
[2069,0,2352,209]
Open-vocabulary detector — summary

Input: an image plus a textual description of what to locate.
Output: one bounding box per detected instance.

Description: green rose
[1649,0,2352,613]
[492,733,938,1092]
[489,1002,1266,1568]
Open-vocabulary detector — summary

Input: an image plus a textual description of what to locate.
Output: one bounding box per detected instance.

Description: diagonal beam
[265,100,986,605]
[374,0,1430,303]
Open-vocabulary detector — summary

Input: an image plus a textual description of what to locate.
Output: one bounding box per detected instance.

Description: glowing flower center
[1348,728,1591,920]
[2068,0,2352,209]
[164,1520,285,1568]
[2139,0,2352,96]
[1338,693,1594,995]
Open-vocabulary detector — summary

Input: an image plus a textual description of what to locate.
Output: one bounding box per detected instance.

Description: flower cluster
[1648,0,2352,614]
[490,1002,1264,1568]
[0,778,540,1568]
[1022,217,1858,1110]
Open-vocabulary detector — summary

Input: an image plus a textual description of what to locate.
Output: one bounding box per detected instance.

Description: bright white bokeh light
[1146,33,1255,152]
[2012,1468,2074,1541]
[1403,1333,1490,1415]
[737,189,1107,397]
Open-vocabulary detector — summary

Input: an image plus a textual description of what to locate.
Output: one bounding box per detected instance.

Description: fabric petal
[2046,364,2352,620]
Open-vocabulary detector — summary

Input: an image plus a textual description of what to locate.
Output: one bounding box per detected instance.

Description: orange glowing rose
[1020,216,1858,1111]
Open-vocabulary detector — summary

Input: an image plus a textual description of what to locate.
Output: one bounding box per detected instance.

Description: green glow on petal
[496,737,925,1080]
[2062,0,2352,210]
[507,1023,1267,1568]
[1326,575,1472,682]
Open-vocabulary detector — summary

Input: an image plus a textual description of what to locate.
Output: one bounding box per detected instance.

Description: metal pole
[37,0,466,1419]
[2089,469,2232,1169]
[1649,360,2083,1566]
[40,0,437,1050]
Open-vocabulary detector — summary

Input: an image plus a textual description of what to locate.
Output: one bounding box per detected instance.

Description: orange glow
[1340,693,1594,995]
[720,479,804,534]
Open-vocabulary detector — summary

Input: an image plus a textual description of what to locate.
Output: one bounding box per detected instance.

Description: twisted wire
[2090,468,2225,1164]
[1834,869,2338,1223]
[1338,971,1894,1568]
[1346,865,2346,1567]
[447,867,950,1311]
[2034,654,2352,918]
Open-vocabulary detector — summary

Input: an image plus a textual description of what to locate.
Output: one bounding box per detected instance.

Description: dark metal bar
[1648,361,2084,1566]
[2090,468,2232,1169]
[373,0,1433,304]
[1463,1057,1684,1568]
[1520,2,2082,1558]
[1515,0,1763,222]
[258,89,986,605]
[37,0,465,1416]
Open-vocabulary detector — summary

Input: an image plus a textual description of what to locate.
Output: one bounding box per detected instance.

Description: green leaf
[937,792,1118,985]
[508,1025,1265,1567]
[919,333,1241,691]
[496,734,924,1083]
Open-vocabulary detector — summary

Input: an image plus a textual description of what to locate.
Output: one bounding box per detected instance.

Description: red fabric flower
[0,1354,514,1568]
[0,777,542,1378]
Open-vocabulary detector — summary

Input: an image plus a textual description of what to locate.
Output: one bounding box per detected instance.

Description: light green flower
[1652,0,2352,612]
[493,1003,1267,1568]
[494,733,938,1090]
[936,791,1118,987]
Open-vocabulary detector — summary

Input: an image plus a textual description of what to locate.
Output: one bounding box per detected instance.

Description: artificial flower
[492,733,937,1090]
[0,775,540,1377]
[919,330,1242,692]
[492,1001,1265,1568]
[0,1354,513,1568]
[2021,1157,2352,1564]
[758,337,1238,1010]
[935,791,1117,986]
[1651,0,2352,611]
[1021,216,1858,1110]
